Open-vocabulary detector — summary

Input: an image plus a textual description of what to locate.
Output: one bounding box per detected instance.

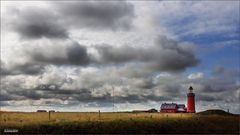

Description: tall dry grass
[0,111,239,134]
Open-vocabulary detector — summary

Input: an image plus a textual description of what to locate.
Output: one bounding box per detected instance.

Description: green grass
[0,111,239,134]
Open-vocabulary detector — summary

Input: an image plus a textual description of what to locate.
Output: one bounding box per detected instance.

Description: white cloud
[188,72,204,80]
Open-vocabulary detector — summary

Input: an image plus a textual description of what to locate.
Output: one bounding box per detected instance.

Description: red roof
[160,103,186,113]
[161,103,177,109]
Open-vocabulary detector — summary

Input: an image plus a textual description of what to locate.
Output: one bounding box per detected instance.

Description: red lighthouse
[187,86,195,113]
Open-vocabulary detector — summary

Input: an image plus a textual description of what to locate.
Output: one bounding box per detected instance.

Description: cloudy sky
[1,1,239,113]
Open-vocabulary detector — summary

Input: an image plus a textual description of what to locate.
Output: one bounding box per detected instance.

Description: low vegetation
[0,110,239,134]
[197,109,237,116]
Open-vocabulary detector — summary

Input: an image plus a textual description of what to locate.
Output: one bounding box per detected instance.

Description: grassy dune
[0,111,239,134]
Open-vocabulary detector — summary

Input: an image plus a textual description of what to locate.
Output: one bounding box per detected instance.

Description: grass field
[0,111,239,134]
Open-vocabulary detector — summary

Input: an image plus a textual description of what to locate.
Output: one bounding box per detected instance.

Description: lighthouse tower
[187,86,195,113]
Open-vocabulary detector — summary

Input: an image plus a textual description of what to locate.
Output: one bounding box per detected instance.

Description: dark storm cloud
[199,84,228,93]
[0,92,14,101]
[196,86,239,103]
[8,1,134,39]
[196,94,222,102]
[67,43,90,65]
[0,61,45,76]
[12,7,68,39]
[29,42,90,66]
[16,35,198,73]
[7,90,48,101]
[1,81,171,105]
[95,36,199,72]
[0,89,30,101]
[18,64,44,75]
[33,83,171,104]
[160,83,183,97]
[127,77,156,89]
[0,101,10,106]
[35,85,91,97]
[142,95,172,102]
[152,36,199,71]
[114,94,172,104]
[137,79,155,89]
[196,73,238,94]
[34,85,122,103]
[34,84,111,103]
[212,66,240,78]
[54,1,135,30]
